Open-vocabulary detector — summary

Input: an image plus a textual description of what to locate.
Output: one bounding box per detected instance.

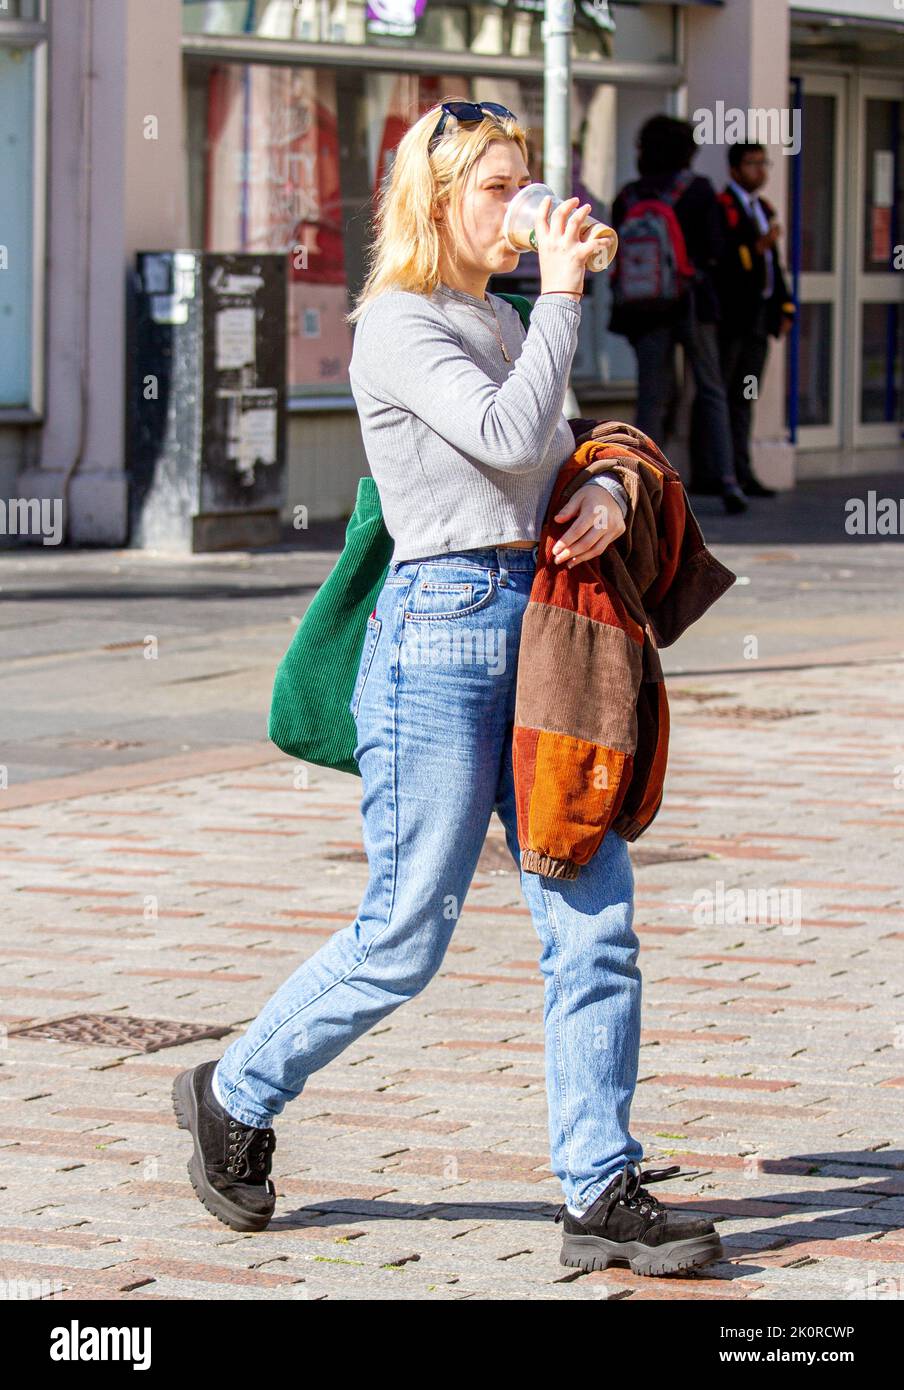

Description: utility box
[127,251,288,551]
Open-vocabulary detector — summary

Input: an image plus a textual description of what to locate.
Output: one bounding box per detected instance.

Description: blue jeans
[214,545,644,1210]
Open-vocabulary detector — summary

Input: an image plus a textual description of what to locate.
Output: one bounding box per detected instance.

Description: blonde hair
[346,101,530,325]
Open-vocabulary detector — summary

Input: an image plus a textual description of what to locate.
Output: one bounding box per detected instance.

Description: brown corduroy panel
[513,604,643,751]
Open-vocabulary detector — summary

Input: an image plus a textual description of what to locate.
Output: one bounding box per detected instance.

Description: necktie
[753,197,775,300]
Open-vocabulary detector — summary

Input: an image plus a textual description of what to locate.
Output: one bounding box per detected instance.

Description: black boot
[741,475,777,498]
[173,1059,277,1232]
[722,484,749,514]
[555,1162,723,1276]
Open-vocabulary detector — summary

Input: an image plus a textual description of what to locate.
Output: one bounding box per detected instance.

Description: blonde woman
[174,100,722,1277]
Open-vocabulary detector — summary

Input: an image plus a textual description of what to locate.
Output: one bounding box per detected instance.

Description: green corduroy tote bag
[268,291,534,776]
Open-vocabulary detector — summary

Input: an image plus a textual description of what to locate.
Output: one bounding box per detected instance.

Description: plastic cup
[501,182,618,272]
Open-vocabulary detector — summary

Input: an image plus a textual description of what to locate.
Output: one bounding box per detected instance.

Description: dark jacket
[609,171,726,338]
[715,185,796,338]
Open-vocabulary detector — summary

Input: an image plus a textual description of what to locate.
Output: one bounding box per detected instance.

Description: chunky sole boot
[560,1228,724,1276]
[172,1060,277,1234]
[556,1162,724,1277]
[722,485,749,515]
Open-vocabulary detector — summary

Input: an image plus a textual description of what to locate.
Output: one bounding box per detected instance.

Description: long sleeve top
[348,282,627,565]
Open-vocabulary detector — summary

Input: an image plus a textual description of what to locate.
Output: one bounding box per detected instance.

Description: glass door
[787,72,846,451]
[853,76,904,449]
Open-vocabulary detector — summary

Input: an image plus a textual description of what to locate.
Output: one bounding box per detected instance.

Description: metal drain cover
[9,1013,232,1053]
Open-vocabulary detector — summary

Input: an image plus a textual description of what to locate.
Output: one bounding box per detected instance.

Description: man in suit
[715,142,796,498]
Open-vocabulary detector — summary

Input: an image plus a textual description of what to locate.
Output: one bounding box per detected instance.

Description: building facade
[1,0,901,543]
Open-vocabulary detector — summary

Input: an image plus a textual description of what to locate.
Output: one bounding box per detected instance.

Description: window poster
[203,62,351,390]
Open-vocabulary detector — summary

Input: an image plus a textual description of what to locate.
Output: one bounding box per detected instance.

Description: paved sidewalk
[1,481,903,1301]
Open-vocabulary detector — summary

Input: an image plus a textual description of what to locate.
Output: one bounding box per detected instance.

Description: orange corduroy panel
[514,726,631,869]
[513,724,540,848]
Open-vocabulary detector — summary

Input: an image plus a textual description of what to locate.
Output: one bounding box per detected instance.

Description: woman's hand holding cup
[534,194,603,300]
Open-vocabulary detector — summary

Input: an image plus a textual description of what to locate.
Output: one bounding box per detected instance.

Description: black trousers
[632,294,739,490]
[717,301,771,487]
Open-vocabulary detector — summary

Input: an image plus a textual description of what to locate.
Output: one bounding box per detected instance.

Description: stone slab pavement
[1,476,903,1301]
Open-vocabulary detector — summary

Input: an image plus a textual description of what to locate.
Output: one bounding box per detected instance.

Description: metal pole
[543,0,573,201]
[788,75,803,448]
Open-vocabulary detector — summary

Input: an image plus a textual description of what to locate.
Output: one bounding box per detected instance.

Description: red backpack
[611,169,697,311]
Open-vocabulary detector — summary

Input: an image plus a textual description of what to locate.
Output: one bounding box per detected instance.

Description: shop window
[0,28,44,411]
[793,92,835,276]
[0,2,43,17]
[862,97,903,275]
[188,61,353,396]
[187,59,673,396]
[861,303,903,425]
[794,302,833,428]
[181,0,677,64]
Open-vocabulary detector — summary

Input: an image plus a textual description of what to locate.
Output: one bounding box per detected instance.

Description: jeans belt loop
[496,550,509,588]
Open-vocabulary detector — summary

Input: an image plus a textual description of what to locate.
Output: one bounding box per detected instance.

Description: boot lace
[226,1117,276,1181]
[555,1162,682,1224]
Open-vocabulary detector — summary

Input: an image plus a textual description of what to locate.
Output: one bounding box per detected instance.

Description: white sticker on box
[216,306,256,369]
[237,394,277,479]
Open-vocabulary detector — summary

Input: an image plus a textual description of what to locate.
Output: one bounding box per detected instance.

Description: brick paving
[1,516,903,1301]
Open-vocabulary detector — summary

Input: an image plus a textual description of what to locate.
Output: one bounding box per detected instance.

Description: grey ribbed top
[348,284,594,565]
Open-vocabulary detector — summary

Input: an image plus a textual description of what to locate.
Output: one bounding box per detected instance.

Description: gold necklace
[484,295,512,363]
[438,282,512,363]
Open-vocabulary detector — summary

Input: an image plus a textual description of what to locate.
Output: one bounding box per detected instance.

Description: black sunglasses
[428,101,517,152]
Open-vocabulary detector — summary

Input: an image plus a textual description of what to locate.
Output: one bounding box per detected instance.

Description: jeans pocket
[349,615,382,719]
[405,567,497,622]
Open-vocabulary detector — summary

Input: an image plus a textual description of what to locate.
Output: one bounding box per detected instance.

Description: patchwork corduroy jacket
[512,420,737,880]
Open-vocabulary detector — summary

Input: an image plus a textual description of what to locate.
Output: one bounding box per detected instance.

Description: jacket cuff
[520,848,580,880]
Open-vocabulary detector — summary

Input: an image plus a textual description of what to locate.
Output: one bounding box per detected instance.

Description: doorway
[788,68,904,474]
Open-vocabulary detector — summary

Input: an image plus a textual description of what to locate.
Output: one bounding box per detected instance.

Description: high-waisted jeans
[213,545,644,1210]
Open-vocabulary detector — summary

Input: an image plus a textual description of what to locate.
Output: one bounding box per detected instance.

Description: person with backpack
[171,98,724,1276]
[609,114,748,514]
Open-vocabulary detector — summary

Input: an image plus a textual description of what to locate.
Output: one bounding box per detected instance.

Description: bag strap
[622,169,694,213]
[660,169,694,208]
[494,291,533,332]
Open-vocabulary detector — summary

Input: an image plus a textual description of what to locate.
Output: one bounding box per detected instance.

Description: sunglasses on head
[428,101,518,152]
